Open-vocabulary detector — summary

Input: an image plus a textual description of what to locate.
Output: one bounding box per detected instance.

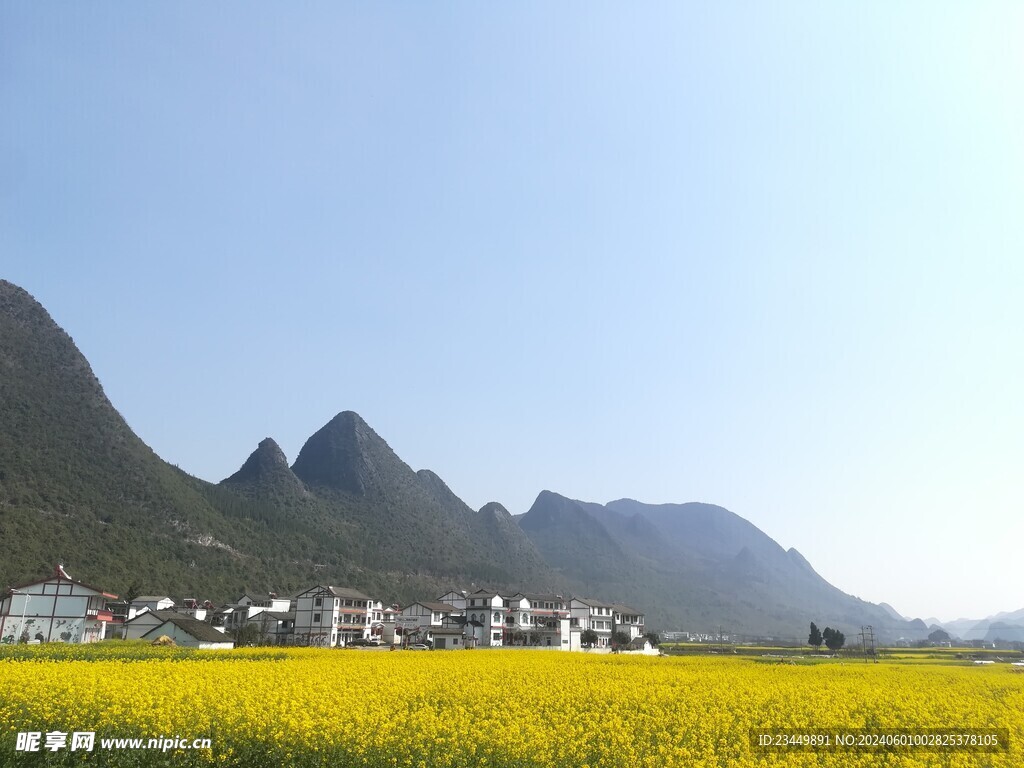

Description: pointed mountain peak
[291,411,406,495]
[520,490,584,526]
[222,437,305,495]
[479,501,511,519]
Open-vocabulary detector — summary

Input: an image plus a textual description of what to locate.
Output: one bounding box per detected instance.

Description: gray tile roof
[610,603,644,616]
[124,609,178,624]
[408,601,460,613]
[142,615,233,645]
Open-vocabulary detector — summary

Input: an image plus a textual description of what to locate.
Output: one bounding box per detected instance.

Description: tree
[808,622,823,652]
[580,629,599,648]
[233,623,266,647]
[928,629,951,644]
[822,627,845,652]
[644,631,661,647]
[611,631,630,648]
[123,583,141,605]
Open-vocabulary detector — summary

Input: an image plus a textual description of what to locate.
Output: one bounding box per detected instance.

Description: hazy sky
[3,3,1022,622]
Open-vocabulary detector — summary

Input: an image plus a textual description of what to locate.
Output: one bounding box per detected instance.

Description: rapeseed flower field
[1,646,1020,767]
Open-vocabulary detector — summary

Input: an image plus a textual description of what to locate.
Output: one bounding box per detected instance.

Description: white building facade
[292,585,375,647]
[0,565,117,644]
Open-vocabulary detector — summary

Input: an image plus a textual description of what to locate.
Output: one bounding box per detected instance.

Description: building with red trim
[0,565,117,644]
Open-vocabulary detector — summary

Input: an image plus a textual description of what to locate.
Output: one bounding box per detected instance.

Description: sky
[2,3,1022,623]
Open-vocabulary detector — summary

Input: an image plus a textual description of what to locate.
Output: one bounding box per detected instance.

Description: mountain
[0,279,943,638]
[932,610,1024,643]
[878,603,907,622]
[983,622,1024,644]
[0,280,553,604]
[222,438,306,500]
[517,492,926,639]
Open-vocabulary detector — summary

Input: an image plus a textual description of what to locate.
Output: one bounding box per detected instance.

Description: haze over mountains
[0,279,990,640]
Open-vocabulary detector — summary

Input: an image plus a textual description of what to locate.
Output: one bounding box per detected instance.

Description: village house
[178,598,215,621]
[0,565,117,644]
[292,585,376,647]
[121,609,180,640]
[379,604,400,645]
[429,626,466,649]
[128,596,175,619]
[611,604,646,640]
[141,614,235,650]
[397,600,463,646]
[570,598,616,647]
[223,593,292,633]
[461,589,507,648]
[455,590,579,649]
[437,590,468,611]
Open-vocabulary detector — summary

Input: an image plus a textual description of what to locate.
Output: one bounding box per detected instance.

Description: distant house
[129,596,175,618]
[259,611,295,644]
[179,598,215,621]
[430,626,465,649]
[141,615,234,649]
[570,598,616,647]
[223,593,293,633]
[399,601,465,646]
[380,605,400,645]
[611,604,646,641]
[624,637,657,654]
[0,565,118,644]
[122,610,181,640]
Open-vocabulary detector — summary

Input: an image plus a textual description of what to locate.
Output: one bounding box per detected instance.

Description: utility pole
[859,626,877,663]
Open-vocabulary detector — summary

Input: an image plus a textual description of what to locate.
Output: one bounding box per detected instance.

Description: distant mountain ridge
[930,609,1024,643]
[0,279,943,638]
[519,493,918,636]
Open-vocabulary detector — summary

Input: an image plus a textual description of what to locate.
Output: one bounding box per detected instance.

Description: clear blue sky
[3,3,1022,622]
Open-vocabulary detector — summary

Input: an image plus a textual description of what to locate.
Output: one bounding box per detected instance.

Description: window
[313,613,321,623]
[493,613,500,623]
[314,597,322,607]
[493,632,501,641]
[334,599,339,608]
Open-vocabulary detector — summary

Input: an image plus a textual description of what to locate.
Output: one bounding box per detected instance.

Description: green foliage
[822,626,845,652]
[580,629,599,647]
[808,622,823,651]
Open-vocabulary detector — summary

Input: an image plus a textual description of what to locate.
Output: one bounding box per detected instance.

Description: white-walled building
[461,590,576,649]
[611,604,646,640]
[292,585,375,647]
[0,565,117,644]
[571,598,617,647]
[223,593,292,633]
[398,601,463,646]
[437,590,468,612]
[463,590,507,648]
[179,598,214,621]
[121,609,180,640]
[129,596,175,619]
[141,615,234,649]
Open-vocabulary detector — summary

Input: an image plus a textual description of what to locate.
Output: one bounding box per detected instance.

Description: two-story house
[0,565,117,644]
